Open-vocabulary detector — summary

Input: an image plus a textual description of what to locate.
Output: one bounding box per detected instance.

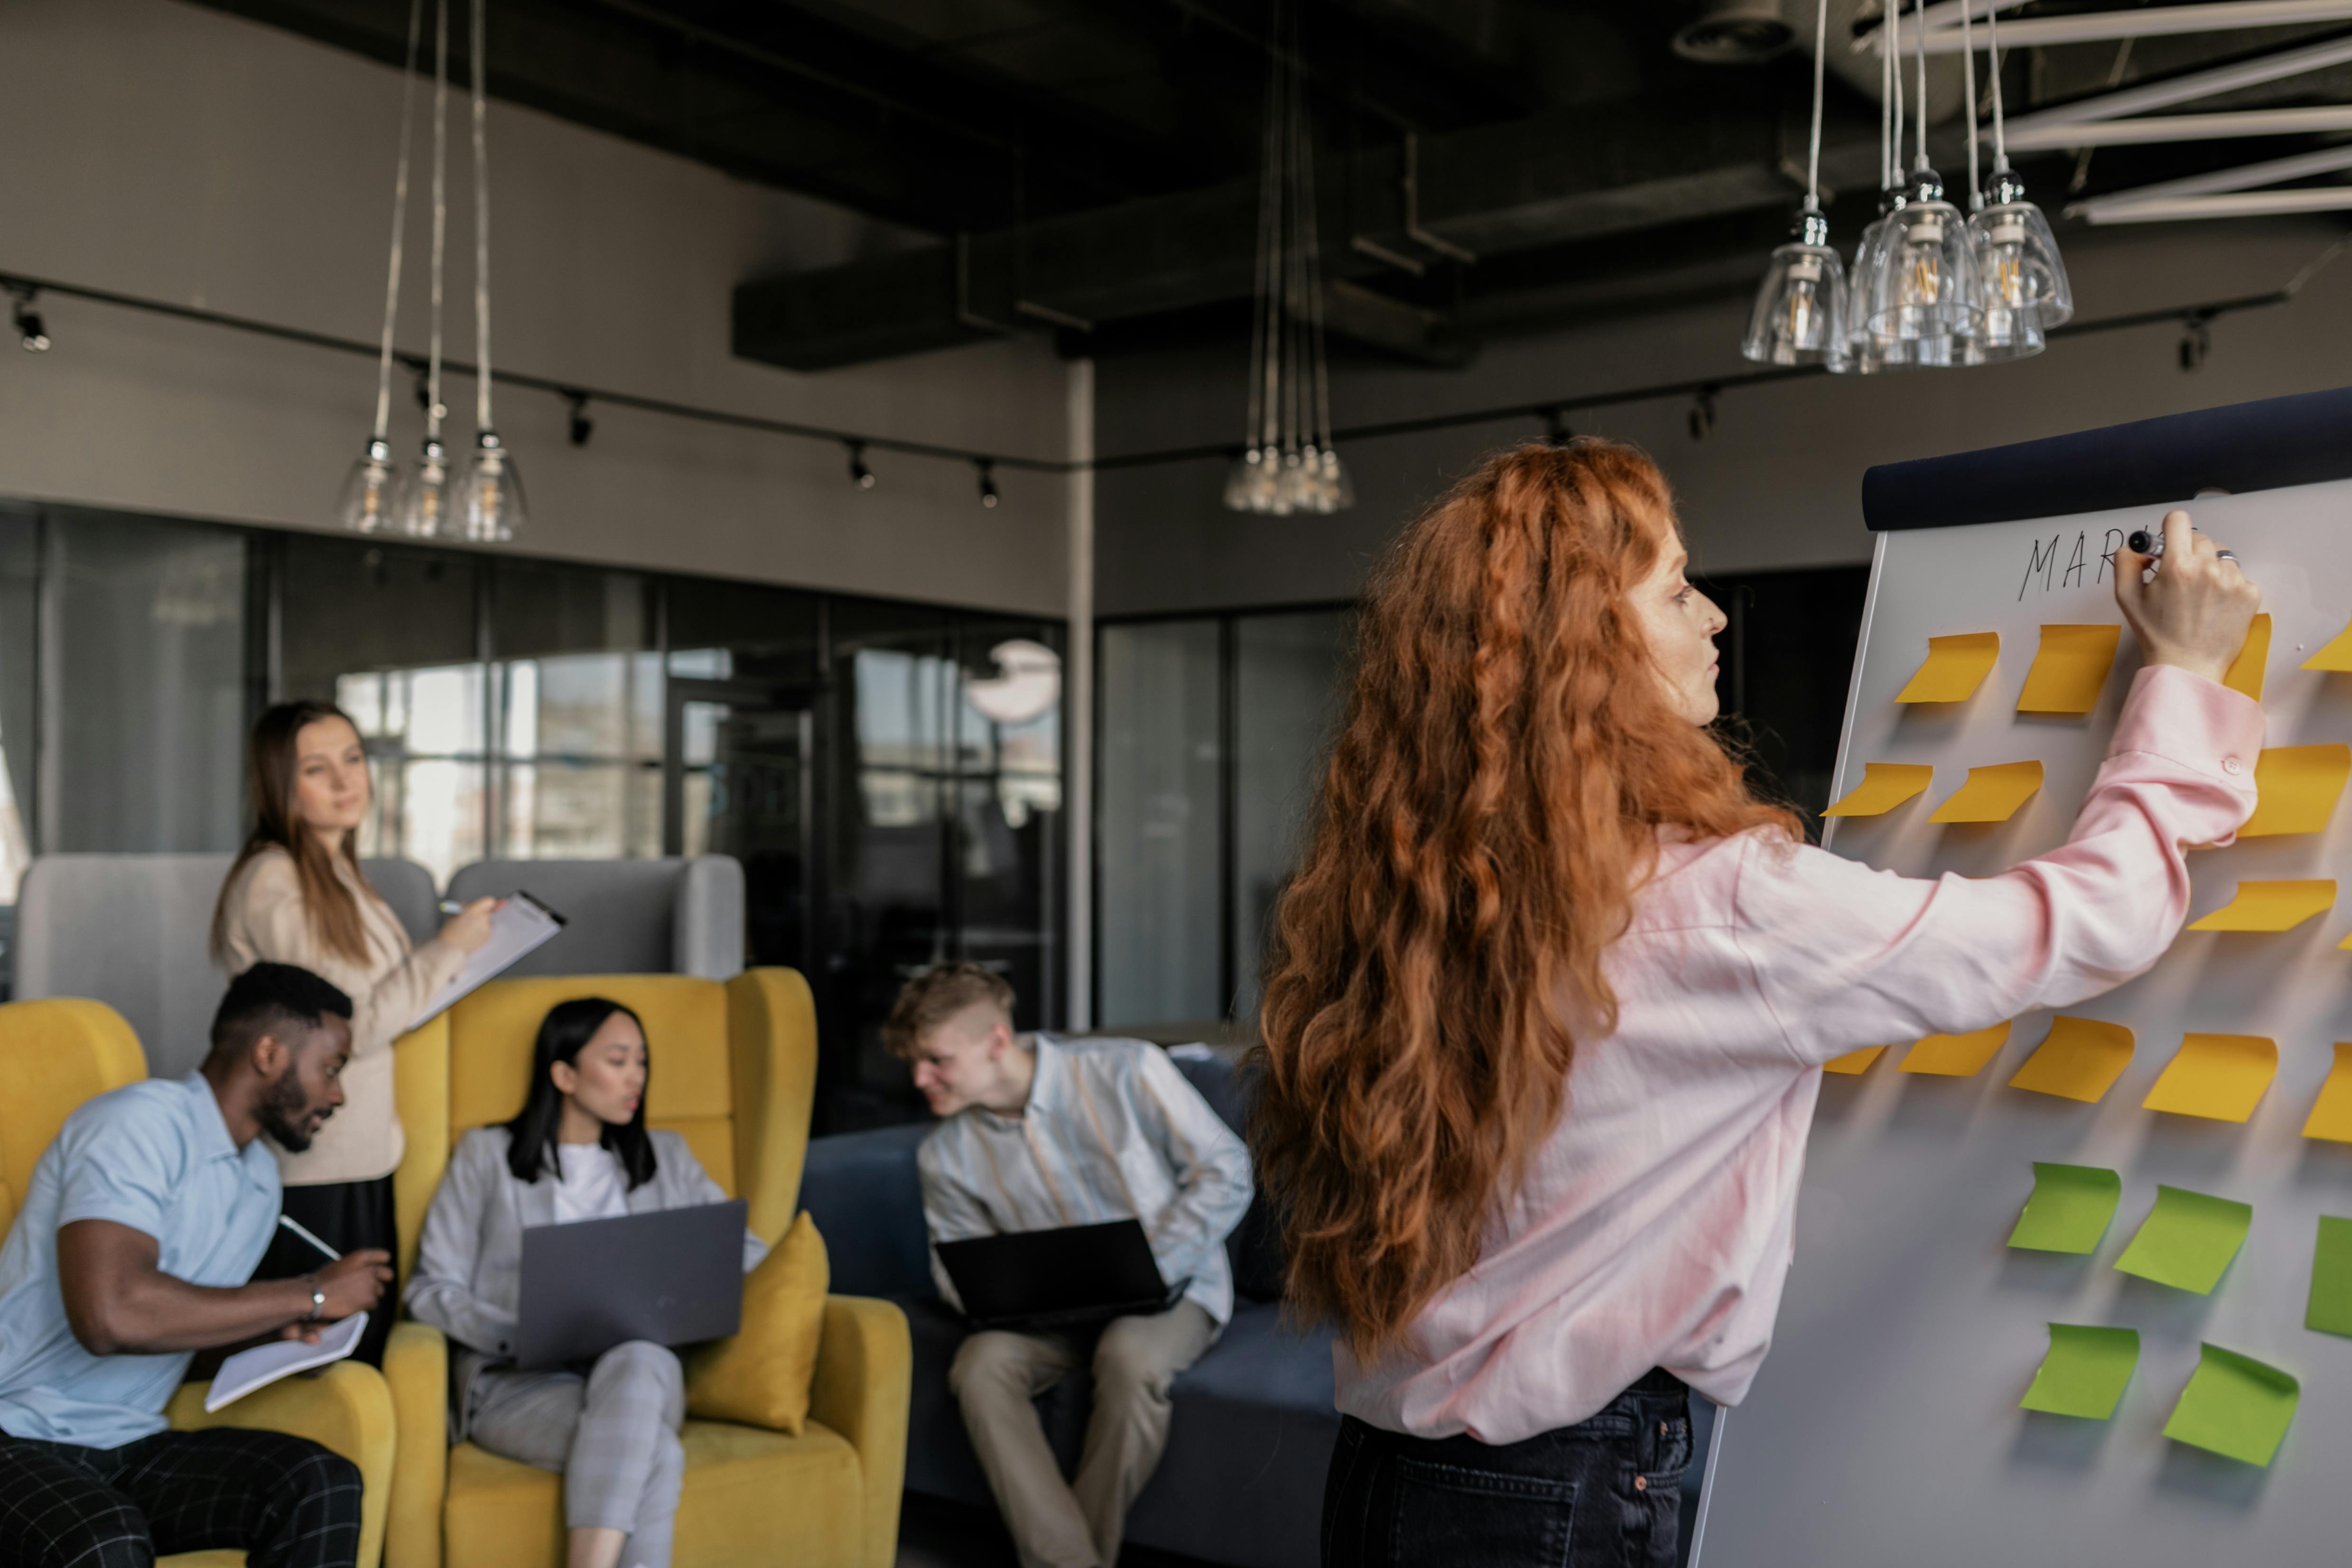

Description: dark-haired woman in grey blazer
[405,998,763,1568]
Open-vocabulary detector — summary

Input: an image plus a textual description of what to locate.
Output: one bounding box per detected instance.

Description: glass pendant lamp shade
[1318,445,1354,513]
[1969,171,2073,348]
[1863,175,1981,343]
[392,436,455,538]
[461,429,527,541]
[336,438,399,533]
[1743,208,1848,367]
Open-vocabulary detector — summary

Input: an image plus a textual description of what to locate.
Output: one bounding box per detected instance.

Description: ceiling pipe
[2000,34,2352,134]
[1890,0,2352,54]
[2067,143,2352,219]
[2003,105,2352,150]
[2077,188,2352,223]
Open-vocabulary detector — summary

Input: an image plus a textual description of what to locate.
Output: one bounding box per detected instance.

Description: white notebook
[204,1311,368,1412]
[404,891,567,1032]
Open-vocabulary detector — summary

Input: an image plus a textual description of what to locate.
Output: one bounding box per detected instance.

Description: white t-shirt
[552,1143,629,1224]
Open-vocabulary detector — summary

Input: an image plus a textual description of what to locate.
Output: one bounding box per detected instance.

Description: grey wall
[0,0,1076,618]
[1095,218,2352,616]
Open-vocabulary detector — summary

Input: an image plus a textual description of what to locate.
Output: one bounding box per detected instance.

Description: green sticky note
[2308,1215,2352,1337]
[2019,1324,2139,1420]
[2007,1162,2122,1253]
[2163,1343,2300,1466]
[2113,1185,2252,1294]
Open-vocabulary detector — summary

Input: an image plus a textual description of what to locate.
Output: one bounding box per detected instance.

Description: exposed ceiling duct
[1673,0,1797,65]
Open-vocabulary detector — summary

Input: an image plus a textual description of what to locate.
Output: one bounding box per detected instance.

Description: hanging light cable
[460,0,526,541]
[1846,0,1911,373]
[1967,0,2073,356]
[1225,0,1350,517]
[335,0,423,532]
[1865,0,1981,350]
[1742,0,1848,367]
[392,0,455,537]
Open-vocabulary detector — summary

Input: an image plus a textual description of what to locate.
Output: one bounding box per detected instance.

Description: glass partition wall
[1092,567,1869,1040]
[0,505,1064,1130]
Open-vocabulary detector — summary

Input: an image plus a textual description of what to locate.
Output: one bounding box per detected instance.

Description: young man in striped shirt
[888,964,1253,1568]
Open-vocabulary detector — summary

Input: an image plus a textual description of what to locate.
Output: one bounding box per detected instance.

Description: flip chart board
[1694,388,2352,1567]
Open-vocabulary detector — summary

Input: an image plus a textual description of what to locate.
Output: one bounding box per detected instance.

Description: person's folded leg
[569,1341,686,1568]
[0,1436,152,1568]
[1072,1302,1216,1568]
[109,1427,362,1568]
[948,1327,1097,1568]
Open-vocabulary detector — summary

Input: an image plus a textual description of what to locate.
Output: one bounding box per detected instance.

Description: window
[1097,619,1223,1029]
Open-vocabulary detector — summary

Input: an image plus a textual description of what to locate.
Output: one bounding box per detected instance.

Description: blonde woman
[212,698,498,1364]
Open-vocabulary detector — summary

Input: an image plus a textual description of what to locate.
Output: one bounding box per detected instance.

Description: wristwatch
[303,1273,327,1323]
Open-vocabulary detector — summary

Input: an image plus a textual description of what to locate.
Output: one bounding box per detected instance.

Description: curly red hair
[1249,439,1798,1362]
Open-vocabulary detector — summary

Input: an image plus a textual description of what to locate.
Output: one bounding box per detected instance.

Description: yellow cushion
[448,976,731,1133]
[686,1214,828,1434]
[0,1000,146,1235]
[442,1419,863,1568]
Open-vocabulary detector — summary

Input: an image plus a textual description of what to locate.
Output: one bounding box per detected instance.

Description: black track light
[1688,388,1717,442]
[565,392,594,447]
[11,289,48,353]
[1543,407,1572,446]
[846,440,875,489]
[2179,315,2211,373]
[976,459,999,509]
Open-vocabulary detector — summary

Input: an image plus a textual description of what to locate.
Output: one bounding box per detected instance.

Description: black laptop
[515,1198,746,1370]
[937,1218,1187,1332]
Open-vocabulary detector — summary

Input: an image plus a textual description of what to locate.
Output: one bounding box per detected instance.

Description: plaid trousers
[467,1340,686,1568]
[0,1425,362,1568]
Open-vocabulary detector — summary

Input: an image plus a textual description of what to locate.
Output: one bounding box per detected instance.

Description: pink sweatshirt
[1334,663,2264,1444]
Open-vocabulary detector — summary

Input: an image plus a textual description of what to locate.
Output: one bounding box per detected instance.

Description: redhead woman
[213,699,499,1365]
[1251,441,2262,1567]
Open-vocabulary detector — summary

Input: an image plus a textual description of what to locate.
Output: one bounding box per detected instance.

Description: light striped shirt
[916,1035,1254,1326]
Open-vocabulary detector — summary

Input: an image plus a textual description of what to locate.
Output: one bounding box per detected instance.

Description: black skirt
[249,1175,399,1370]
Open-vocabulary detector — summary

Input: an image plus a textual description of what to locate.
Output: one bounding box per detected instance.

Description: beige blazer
[214,845,466,1186]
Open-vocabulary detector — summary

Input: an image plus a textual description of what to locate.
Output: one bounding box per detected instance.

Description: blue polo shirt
[0,1072,280,1448]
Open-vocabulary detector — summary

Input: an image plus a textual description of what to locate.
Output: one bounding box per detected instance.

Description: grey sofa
[12,852,437,1077]
[799,1047,1720,1568]
[799,1049,1338,1568]
[444,856,744,978]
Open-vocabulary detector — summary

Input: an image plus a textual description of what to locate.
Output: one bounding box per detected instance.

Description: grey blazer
[404,1124,767,1440]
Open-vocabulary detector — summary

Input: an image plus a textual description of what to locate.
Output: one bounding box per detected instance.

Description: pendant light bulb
[336,437,400,533]
[1967,168,2072,355]
[1744,206,1849,367]
[462,428,526,541]
[1864,169,1982,343]
[392,436,456,538]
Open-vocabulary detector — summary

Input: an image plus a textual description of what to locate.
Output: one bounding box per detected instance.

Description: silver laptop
[515,1198,746,1370]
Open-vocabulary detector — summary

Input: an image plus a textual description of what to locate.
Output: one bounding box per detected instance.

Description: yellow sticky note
[1823,763,1934,818]
[2302,1044,2352,1142]
[2143,1033,2278,1123]
[2303,618,2352,672]
[2223,614,2271,701]
[1929,761,2044,824]
[2008,1016,2134,1103]
[1896,633,2000,704]
[1823,1046,1889,1076]
[2017,625,2122,714]
[1900,1021,2012,1078]
[2188,880,2337,933]
[2240,745,2352,838]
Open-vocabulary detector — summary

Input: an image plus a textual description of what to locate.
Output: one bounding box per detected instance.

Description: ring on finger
[2216,549,2239,563]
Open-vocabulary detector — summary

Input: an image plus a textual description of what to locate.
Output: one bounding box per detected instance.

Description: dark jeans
[250,1175,398,1369]
[0,1426,363,1568]
[1321,1368,1693,1568]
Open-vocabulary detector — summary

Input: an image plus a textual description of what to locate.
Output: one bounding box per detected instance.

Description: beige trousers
[948,1301,1218,1568]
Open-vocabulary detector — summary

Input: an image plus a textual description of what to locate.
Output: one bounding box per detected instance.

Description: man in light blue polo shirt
[0,962,392,1568]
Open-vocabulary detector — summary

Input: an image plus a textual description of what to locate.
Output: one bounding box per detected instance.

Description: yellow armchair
[385,969,911,1568]
[0,998,399,1568]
